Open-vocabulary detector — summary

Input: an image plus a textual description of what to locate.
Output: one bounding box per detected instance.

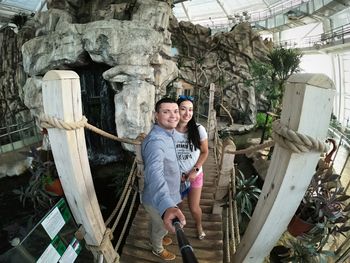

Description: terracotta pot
[45,178,64,196]
[287,214,314,237]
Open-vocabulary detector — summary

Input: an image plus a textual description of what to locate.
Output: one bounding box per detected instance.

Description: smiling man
[142,97,186,261]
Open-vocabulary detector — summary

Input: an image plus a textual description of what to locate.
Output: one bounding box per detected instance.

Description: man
[142,97,186,261]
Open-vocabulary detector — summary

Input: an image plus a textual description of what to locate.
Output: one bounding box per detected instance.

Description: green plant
[13,148,59,211]
[300,167,350,222]
[282,237,334,263]
[234,168,261,229]
[289,165,350,257]
[256,112,273,139]
[246,47,302,114]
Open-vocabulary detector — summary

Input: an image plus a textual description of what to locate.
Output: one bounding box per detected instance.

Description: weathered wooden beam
[207,83,216,141]
[233,73,335,262]
[42,70,119,263]
[215,139,236,201]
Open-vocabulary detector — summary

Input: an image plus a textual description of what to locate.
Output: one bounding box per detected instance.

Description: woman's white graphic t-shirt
[174,124,207,174]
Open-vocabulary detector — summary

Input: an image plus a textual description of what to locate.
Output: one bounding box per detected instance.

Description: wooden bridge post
[174,81,183,98]
[135,133,146,199]
[233,74,335,262]
[207,83,216,141]
[42,70,119,263]
[213,139,236,214]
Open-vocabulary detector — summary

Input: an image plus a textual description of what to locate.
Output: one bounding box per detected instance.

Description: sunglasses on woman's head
[178,95,194,101]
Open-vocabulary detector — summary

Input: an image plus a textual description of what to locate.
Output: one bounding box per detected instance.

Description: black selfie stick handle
[173,218,199,263]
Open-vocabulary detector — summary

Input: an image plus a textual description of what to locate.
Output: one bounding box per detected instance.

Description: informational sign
[0,198,91,263]
[59,238,81,263]
[41,207,66,240]
[36,199,79,263]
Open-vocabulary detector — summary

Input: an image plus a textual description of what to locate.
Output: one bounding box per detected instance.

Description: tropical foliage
[281,237,334,263]
[234,168,261,234]
[246,46,302,113]
[255,112,273,140]
[277,165,350,262]
[13,148,59,211]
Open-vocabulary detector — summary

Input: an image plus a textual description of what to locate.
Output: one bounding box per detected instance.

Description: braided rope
[226,120,329,155]
[39,114,141,145]
[85,228,113,253]
[40,114,87,130]
[272,120,328,153]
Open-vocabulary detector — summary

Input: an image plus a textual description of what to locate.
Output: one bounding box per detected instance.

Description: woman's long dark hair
[177,98,201,151]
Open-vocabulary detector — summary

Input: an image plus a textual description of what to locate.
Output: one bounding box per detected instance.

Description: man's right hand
[163,207,186,233]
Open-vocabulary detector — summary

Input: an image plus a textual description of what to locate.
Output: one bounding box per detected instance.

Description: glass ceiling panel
[173,0,302,28]
[1,0,42,12]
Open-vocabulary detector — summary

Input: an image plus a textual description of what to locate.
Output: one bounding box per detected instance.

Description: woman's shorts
[191,172,204,188]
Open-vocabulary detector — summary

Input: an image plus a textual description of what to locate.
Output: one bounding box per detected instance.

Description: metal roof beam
[215,0,230,18]
[0,3,33,14]
[174,0,189,4]
[262,0,271,9]
[181,2,191,22]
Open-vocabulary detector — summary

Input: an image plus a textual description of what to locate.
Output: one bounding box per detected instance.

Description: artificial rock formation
[170,20,271,125]
[21,0,177,150]
[2,0,272,156]
[0,26,34,128]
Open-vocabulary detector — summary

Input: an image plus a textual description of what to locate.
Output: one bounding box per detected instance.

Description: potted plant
[281,236,335,263]
[13,147,62,211]
[288,165,350,243]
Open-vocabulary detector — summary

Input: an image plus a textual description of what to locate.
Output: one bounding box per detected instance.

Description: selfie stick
[173,218,199,263]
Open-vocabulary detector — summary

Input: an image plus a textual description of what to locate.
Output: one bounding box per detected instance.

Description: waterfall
[75,64,123,165]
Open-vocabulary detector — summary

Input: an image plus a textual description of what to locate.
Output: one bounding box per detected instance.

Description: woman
[174,95,209,240]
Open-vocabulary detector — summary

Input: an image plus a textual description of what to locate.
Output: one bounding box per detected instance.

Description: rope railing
[225,120,329,156]
[105,160,137,226]
[84,155,140,256]
[114,190,138,252]
[40,114,142,145]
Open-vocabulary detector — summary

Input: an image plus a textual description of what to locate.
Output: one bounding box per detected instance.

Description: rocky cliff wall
[170,19,271,124]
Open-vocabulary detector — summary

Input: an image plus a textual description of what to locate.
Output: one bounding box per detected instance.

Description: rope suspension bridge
[40,70,338,262]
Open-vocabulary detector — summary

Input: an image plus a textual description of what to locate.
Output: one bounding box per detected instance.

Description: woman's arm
[188,138,209,182]
[194,138,208,169]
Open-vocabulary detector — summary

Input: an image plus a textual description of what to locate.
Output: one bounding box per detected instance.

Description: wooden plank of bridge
[120,146,224,263]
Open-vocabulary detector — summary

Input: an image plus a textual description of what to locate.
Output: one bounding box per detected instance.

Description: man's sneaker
[148,237,173,247]
[152,249,176,261]
[162,236,173,246]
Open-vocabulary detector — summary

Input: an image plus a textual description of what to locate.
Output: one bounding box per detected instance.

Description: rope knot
[40,114,87,130]
[85,228,113,253]
[272,120,329,153]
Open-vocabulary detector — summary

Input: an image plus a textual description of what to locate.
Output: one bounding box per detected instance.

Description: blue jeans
[143,204,168,253]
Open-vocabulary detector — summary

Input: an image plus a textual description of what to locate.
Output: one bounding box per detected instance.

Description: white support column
[233,73,335,262]
[42,70,119,263]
